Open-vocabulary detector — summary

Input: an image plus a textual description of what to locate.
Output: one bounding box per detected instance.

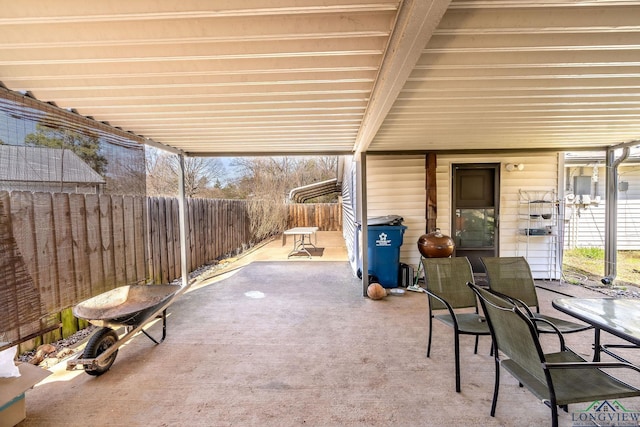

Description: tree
[24,122,108,175]
[177,156,226,198]
[145,149,176,196]
[106,155,147,196]
[146,153,338,240]
[230,156,338,202]
[146,148,226,198]
[229,156,338,240]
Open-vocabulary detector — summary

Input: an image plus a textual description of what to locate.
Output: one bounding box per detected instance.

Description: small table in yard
[283,227,319,258]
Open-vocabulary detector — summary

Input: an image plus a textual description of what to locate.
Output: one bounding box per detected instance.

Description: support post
[177,154,190,288]
[357,153,368,297]
[425,152,437,233]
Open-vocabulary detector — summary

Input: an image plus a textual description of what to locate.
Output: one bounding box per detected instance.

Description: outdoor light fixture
[505,163,525,172]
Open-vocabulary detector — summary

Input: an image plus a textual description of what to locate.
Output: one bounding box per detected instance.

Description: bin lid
[367,215,404,226]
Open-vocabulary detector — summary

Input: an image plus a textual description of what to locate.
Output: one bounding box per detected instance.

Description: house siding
[436,152,562,279]
[565,200,640,250]
[341,155,360,275]
[618,165,640,200]
[436,153,561,279]
[363,152,564,280]
[565,163,640,250]
[366,155,426,273]
[339,152,639,279]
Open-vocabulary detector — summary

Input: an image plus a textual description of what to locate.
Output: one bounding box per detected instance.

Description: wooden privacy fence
[1,192,253,347]
[147,197,251,284]
[286,203,342,231]
[1,196,338,348]
[2,191,148,346]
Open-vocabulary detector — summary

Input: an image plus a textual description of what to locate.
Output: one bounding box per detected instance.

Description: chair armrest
[424,289,455,312]
[546,361,640,374]
[530,317,566,350]
[487,289,536,318]
[424,289,463,329]
[483,287,567,351]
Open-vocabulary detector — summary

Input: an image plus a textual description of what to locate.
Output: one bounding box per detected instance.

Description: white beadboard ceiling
[1,0,639,156]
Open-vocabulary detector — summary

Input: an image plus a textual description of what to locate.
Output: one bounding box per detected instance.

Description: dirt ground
[563,249,640,290]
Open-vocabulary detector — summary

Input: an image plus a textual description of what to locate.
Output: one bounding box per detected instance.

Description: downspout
[601,146,629,285]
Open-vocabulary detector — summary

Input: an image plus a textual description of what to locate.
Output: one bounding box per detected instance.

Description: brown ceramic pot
[417,229,454,258]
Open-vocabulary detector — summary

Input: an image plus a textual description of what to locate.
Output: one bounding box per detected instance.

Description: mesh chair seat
[423,256,490,392]
[482,256,591,335]
[469,282,640,427]
[434,313,489,335]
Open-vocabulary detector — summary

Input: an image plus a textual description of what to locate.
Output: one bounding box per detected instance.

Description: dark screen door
[452,164,499,273]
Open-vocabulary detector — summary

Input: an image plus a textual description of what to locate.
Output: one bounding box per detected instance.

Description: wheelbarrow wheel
[83,327,119,376]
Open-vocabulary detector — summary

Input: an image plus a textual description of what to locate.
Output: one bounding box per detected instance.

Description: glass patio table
[552,297,640,362]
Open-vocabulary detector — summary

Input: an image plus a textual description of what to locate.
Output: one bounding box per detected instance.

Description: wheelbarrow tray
[73,284,181,329]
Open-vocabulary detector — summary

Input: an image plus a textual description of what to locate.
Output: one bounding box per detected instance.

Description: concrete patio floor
[17,232,640,426]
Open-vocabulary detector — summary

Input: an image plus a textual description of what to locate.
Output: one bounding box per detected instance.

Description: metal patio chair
[481,256,591,334]
[468,281,640,427]
[422,256,491,392]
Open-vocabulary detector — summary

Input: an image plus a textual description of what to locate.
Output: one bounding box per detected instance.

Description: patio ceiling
[1,0,639,156]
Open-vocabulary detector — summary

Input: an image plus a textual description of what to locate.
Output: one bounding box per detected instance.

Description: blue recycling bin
[367,224,407,288]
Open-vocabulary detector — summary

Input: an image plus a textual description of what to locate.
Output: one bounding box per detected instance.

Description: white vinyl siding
[366,154,426,273]
[437,152,562,279]
[341,155,359,275]
[353,152,640,281]
[564,163,640,250]
[566,200,640,250]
